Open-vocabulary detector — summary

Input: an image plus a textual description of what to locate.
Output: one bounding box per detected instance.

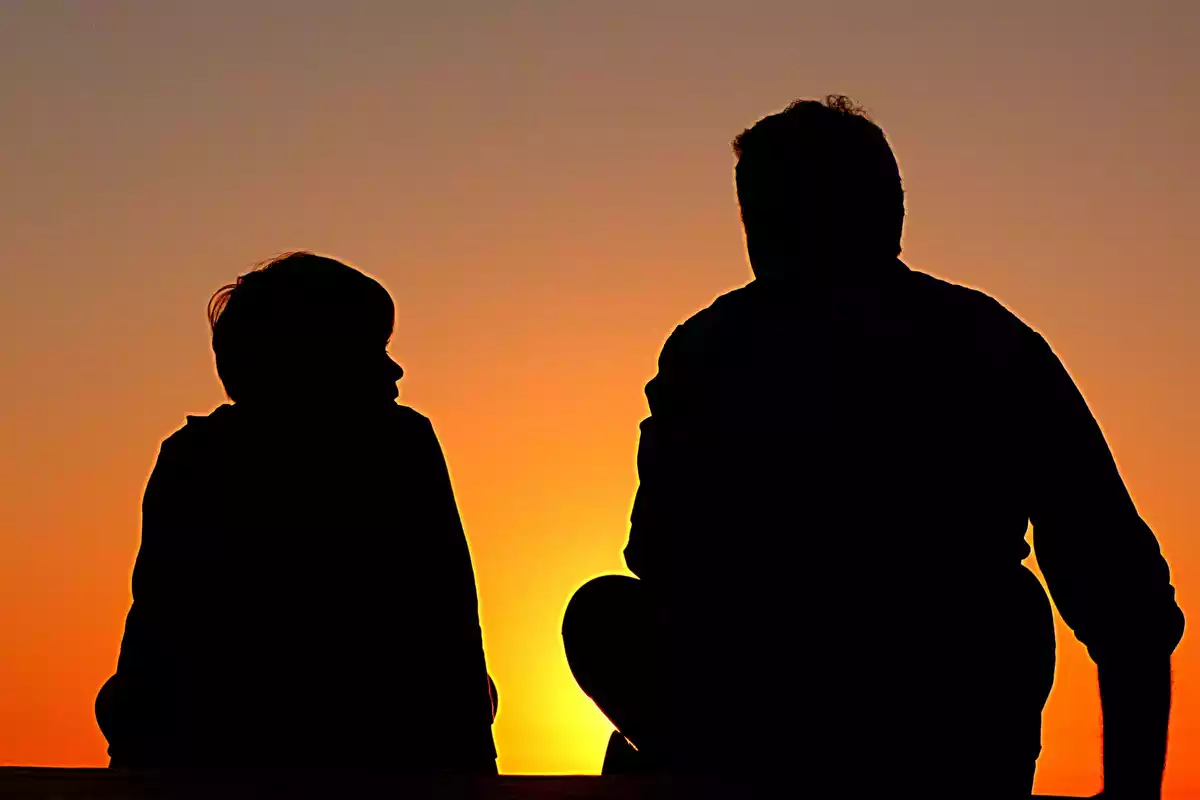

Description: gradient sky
[1,1,1198,795]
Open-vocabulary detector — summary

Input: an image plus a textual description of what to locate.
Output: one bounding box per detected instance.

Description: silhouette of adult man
[96,252,497,773]
[562,97,1184,797]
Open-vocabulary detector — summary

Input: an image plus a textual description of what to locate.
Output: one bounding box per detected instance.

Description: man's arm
[1022,330,1184,797]
[1097,659,1173,798]
[624,327,698,582]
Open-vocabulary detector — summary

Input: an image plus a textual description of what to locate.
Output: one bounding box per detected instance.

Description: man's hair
[208,251,394,403]
[733,95,904,259]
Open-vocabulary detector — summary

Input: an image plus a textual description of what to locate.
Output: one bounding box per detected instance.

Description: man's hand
[1098,657,1172,800]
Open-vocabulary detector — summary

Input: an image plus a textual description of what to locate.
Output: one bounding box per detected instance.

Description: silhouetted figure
[563,97,1184,796]
[97,252,497,773]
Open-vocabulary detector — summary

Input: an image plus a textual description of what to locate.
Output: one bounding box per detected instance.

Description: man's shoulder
[662,282,762,354]
[905,269,1041,344]
[667,270,1036,340]
[655,267,1047,377]
[907,268,1010,313]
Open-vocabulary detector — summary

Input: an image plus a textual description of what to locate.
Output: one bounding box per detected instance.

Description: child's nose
[385,355,404,382]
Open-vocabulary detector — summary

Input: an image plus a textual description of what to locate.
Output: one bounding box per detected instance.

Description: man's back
[625,257,1183,778]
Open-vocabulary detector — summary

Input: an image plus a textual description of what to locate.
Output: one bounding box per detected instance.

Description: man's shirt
[626,258,1183,669]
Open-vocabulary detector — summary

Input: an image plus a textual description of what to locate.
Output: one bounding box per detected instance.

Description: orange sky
[1,2,1198,796]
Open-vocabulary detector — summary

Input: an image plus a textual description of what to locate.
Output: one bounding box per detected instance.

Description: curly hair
[732,95,904,259]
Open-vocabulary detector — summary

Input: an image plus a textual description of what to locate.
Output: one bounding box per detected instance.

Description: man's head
[208,251,403,406]
[733,95,904,275]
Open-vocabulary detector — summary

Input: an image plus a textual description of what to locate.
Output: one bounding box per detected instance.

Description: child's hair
[208,251,395,403]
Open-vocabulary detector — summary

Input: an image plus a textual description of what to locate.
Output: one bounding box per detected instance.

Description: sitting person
[97,252,497,772]
[562,97,1184,797]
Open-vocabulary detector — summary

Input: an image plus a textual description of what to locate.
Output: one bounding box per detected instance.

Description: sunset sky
[1,1,1198,795]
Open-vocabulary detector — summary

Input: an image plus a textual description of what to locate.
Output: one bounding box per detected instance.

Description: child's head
[208,252,403,406]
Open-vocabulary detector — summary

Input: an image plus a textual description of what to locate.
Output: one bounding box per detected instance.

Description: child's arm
[411,415,498,770]
[99,436,188,767]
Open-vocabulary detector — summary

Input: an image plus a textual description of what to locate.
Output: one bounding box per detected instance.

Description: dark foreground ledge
[0,768,1086,799]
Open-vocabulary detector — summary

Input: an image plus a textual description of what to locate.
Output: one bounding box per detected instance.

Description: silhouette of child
[96,252,497,772]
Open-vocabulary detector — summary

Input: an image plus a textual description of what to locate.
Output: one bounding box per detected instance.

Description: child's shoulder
[183,402,239,430]
[381,403,445,446]
[154,403,239,454]
[385,402,432,427]
[159,402,435,453]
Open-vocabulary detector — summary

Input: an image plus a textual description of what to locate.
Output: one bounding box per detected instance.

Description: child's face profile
[211,254,406,409]
[302,324,403,407]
